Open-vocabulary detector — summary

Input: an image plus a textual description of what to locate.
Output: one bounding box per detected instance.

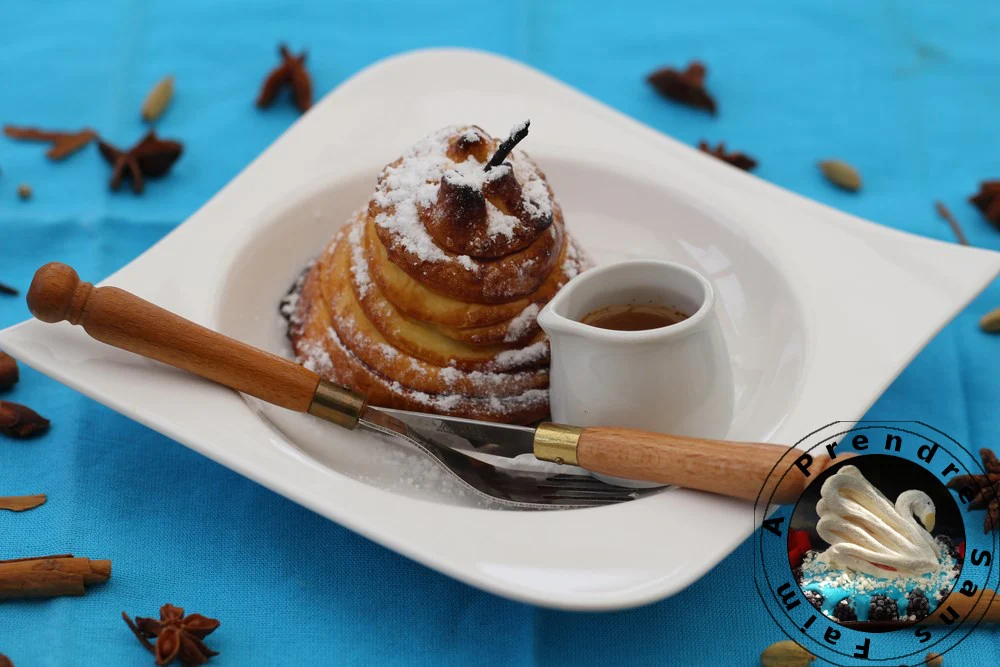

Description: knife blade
[369,406,537,458]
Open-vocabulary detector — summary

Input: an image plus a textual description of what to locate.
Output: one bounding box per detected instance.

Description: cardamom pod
[925,652,943,667]
[981,307,1000,333]
[819,159,862,192]
[0,400,50,438]
[141,75,175,122]
[760,640,814,667]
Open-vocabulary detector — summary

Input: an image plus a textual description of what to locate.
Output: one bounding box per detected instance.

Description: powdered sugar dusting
[298,339,333,375]
[438,366,462,385]
[486,202,521,240]
[511,153,553,221]
[310,323,548,416]
[280,291,300,321]
[504,303,540,343]
[279,259,314,327]
[348,219,372,298]
[493,341,549,371]
[561,240,590,282]
[441,163,509,190]
[456,254,478,272]
[373,125,554,268]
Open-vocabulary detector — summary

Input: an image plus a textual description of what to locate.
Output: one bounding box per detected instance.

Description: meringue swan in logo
[815,466,939,577]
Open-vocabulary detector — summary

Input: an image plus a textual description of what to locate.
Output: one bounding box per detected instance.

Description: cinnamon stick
[0,555,111,599]
[3,126,97,161]
[0,569,85,598]
[0,494,46,512]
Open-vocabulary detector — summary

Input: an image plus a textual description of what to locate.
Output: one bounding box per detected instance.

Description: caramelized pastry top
[369,125,560,303]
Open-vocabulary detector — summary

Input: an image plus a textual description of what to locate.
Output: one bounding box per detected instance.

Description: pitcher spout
[536,296,578,340]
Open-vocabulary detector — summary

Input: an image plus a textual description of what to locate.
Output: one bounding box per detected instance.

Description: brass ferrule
[533,422,583,466]
[308,380,367,430]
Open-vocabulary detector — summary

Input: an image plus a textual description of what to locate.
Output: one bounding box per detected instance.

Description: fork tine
[491,469,627,488]
[362,415,660,510]
[472,465,651,505]
[545,473,603,482]
[543,489,639,501]
[490,489,629,508]
[534,480,633,493]
[541,474,632,488]
[483,476,636,504]
[495,471,641,494]
[542,498,627,508]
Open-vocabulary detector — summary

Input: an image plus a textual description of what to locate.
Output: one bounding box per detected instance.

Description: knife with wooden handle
[26,262,823,503]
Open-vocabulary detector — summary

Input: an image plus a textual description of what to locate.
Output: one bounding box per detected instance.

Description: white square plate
[3,49,998,610]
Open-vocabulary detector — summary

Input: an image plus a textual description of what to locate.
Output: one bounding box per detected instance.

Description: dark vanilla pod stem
[485,120,530,171]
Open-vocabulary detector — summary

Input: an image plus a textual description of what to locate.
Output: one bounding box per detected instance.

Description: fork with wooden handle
[25,262,828,507]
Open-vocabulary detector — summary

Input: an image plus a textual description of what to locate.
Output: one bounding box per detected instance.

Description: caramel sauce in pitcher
[580,304,688,332]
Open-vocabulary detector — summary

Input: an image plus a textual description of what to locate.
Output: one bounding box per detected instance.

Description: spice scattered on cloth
[698,141,757,171]
[647,61,717,114]
[123,604,221,666]
[256,44,313,113]
[98,131,183,194]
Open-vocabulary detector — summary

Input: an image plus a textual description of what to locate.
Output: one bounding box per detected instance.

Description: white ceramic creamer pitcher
[537,259,735,488]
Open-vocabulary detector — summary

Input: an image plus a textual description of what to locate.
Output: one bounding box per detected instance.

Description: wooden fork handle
[537,424,831,503]
[26,262,322,412]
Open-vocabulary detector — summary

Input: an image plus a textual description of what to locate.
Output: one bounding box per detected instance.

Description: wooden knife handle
[576,426,829,503]
[26,262,321,412]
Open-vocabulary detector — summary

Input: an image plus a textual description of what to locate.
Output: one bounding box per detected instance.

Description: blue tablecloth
[1,1,998,665]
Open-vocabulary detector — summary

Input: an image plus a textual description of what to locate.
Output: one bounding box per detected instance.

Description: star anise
[698,141,757,171]
[647,61,717,114]
[256,44,313,113]
[123,605,220,666]
[948,448,1000,534]
[970,180,1000,230]
[98,131,183,194]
